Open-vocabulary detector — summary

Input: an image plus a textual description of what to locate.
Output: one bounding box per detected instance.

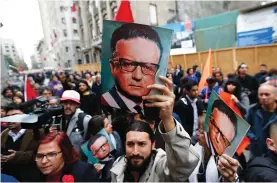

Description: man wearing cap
[58,90,92,149]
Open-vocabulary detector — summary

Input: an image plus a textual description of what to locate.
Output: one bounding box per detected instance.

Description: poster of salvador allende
[101,20,173,122]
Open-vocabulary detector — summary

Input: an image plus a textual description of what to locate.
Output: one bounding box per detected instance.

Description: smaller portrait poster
[81,129,115,164]
[204,91,250,157]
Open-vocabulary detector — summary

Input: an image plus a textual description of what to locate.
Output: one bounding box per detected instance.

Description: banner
[237,6,277,47]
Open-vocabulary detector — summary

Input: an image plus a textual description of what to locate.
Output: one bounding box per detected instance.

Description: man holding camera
[51,90,91,150]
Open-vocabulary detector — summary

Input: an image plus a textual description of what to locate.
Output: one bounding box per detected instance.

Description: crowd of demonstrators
[1,62,277,182]
[168,63,277,182]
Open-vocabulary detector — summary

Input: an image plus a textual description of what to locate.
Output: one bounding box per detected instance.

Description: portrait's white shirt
[116,89,144,114]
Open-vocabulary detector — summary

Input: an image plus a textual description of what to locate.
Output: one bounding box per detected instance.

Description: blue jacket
[246,103,277,157]
[199,85,221,100]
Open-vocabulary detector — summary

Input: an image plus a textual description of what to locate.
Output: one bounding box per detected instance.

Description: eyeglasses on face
[93,141,108,156]
[115,58,159,76]
[34,151,62,161]
[209,115,231,147]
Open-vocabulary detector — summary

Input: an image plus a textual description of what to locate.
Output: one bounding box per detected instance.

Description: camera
[0,97,64,129]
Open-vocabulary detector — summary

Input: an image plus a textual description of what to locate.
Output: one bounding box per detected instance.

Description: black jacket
[236,75,259,104]
[80,91,101,116]
[173,70,184,86]
[245,150,277,182]
[21,160,99,182]
[173,95,205,136]
[91,83,101,102]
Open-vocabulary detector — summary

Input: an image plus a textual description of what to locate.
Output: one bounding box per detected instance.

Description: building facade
[0,38,21,64]
[77,0,178,63]
[38,0,83,68]
[175,1,263,22]
[39,0,266,66]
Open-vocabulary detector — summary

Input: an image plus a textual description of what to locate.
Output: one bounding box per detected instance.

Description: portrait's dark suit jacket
[101,86,160,121]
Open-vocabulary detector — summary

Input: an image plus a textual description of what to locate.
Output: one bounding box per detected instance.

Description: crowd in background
[1,63,277,182]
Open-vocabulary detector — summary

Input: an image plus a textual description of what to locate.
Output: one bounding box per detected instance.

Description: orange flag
[198,49,212,93]
[220,91,250,156]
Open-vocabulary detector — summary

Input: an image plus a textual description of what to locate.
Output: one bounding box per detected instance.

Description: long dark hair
[224,79,242,101]
[85,115,106,141]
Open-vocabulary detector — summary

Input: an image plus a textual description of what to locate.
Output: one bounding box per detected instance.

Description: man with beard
[54,90,92,151]
[110,76,199,182]
[88,134,114,182]
[1,105,40,181]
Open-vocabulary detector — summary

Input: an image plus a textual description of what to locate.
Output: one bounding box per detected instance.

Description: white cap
[60,90,80,104]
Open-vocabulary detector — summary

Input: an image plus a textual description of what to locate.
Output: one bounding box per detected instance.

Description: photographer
[50,90,91,151]
[1,105,41,181]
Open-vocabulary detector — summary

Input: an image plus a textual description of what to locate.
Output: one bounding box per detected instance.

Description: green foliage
[4,55,15,67]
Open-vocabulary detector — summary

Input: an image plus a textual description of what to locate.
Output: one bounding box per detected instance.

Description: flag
[114,0,134,23]
[71,1,77,18]
[198,49,212,94]
[24,76,37,101]
[219,91,250,156]
[71,4,77,12]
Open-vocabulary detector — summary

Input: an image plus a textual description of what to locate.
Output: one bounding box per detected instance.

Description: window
[13,49,15,52]
[5,46,8,48]
[65,46,69,52]
[67,60,71,67]
[11,46,14,49]
[73,29,79,36]
[61,17,66,24]
[78,59,82,64]
[60,6,68,12]
[6,50,9,52]
[63,29,68,37]
[76,46,80,52]
[85,54,90,63]
[149,4,157,25]
[72,17,77,24]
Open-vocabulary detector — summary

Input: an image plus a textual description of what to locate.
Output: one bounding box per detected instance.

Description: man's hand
[1,150,16,162]
[143,76,175,132]
[49,125,58,133]
[217,154,240,182]
[94,163,103,174]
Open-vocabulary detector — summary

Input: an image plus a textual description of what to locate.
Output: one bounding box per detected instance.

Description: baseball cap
[60,90,80,104]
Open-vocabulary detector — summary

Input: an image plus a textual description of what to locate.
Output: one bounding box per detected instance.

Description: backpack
[76,113,91,138]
